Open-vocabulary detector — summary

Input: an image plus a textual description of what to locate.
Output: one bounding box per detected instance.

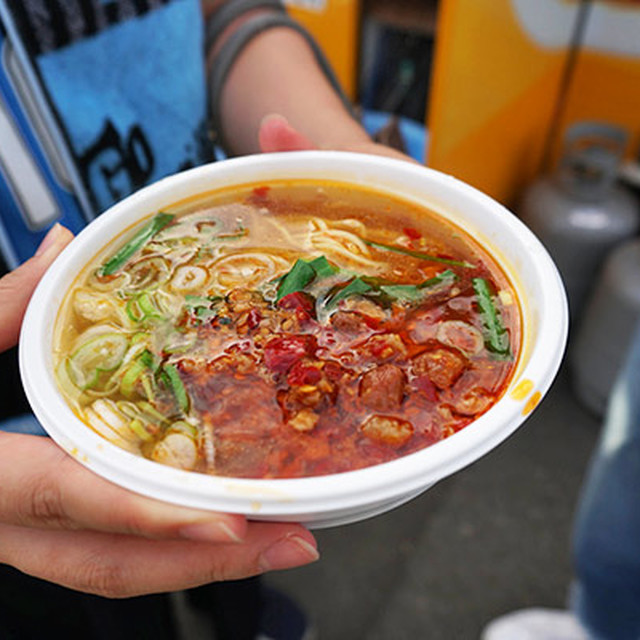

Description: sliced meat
[450,386,493,416]
[361,415,414,447]
[436,320,484,356]
[359,364,406,411]
[406,308,443,343]
[411,348,467,390]
[330,310,371,334]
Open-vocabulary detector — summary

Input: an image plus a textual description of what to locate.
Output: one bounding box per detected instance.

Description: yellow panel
[427,0,575,205]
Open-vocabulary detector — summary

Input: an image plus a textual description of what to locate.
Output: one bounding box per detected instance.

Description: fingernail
[35,224,64,256]
[180,519,246,543]
[259,535,320,571]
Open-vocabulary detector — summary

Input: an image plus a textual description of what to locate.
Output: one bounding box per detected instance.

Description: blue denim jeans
[0,413,46,436]
[571,323,640,640]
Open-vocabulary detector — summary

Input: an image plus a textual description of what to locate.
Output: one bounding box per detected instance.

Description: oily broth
[54,180,521,478]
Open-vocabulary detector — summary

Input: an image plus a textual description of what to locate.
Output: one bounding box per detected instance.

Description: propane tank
[570,237,640,416]
[518,122,639,318]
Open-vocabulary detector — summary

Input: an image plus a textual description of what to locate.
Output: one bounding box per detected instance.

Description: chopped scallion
[473,277,512,358]
[100,212,174,276]
[363,238,475,269]
[379,269,458,301]
[162,363,189,412]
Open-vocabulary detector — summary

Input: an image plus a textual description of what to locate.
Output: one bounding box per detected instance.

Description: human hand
[0,225,318,597]
[258,113,418,163]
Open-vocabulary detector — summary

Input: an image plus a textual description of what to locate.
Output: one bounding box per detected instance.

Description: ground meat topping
[359,364,406,412]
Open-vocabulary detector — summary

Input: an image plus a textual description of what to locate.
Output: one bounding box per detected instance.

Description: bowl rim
[19,150,568,518]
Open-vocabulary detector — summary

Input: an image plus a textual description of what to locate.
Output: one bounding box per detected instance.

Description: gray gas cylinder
[518,122,639,318]
[570,238,640,416]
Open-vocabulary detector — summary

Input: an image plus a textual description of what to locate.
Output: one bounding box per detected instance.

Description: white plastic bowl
[19,151,568,528]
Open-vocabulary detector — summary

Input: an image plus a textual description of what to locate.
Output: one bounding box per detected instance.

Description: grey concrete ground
[265,362,600,639]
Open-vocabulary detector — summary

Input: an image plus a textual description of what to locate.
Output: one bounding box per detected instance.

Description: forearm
[204,1,369,155]
[218,26,369,155]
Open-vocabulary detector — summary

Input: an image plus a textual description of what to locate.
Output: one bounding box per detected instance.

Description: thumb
[258,114,317,153]
[0,224,74,352]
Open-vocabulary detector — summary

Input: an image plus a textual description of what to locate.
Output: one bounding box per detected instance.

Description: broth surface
[54,181,521,478]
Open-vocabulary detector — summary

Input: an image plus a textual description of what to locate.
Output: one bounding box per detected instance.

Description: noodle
[209,252,291,291]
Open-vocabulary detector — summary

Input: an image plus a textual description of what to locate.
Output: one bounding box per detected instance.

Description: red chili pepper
[278,291,315,317]
[403,227,422,241]
[362,315,382,330]
[366,334,397,359]
[322,360,346,382]
[248,185,271,207]
[263,335,318,373]
[253,185,270,199]
[287,361,322,386]
[247,308,262,330]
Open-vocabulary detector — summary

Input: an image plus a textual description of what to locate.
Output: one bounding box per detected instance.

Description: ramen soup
[54,181,521,479]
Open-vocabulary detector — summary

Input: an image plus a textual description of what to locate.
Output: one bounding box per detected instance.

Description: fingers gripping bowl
[20,152,567,528]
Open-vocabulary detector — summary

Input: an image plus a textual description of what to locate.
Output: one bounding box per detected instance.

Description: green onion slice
[120,359,148,397]
[162,363,189,412]
[138,400,168,424]
[167,420,199,439]
[126,292,163,324]
[67,333,129,390]
[100,212,175,276]
[139,349,159,371]
[129,418,155,442]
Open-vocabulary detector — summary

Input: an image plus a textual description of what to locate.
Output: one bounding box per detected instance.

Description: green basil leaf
[308,255,338,278]
[276,259,316,301]
[326,277,372,308]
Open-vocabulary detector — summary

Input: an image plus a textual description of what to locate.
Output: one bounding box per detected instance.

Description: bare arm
[203,1,409,159]
[218,25,370,154]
